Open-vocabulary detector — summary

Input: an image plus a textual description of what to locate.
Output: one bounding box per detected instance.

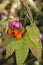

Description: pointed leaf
[16,34,29,65]
[25,33,42,61]
[3,35,23,58]
[26,24,40,45]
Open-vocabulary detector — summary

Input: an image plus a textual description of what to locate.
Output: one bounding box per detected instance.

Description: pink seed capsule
[15,22,20,28]
[10,8,15,14]
[40,34,42,39]
[9,20,23,28]
[14,21,22,28]
[40,33,43,40]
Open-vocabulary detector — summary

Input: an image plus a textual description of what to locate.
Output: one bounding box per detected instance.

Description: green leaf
[26,24,40,45]
[3,34,24,59]
[6,38,17,58]
[26,24,42,61]
[25,31,42,61]
[16,34,29,65]
[3,34,11,46]
[36,40,42,61]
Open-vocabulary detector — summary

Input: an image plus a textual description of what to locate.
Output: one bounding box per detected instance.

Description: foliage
[0,0,43,65]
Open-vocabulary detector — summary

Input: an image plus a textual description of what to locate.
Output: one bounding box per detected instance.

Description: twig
[24,57,35,65]
[20,0,33,23]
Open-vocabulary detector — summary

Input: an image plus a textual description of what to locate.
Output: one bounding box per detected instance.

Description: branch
[20,0,33,22]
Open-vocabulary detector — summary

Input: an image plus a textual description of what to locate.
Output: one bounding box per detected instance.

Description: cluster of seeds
[9,20,23,28]
[7,20,24,40]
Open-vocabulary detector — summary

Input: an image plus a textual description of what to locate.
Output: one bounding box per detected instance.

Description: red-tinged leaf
[25,32,42,61]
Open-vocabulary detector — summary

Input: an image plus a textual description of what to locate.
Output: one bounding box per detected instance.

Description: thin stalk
[24,57,35,65]
[20,0,33,24]
[24,11,33,24]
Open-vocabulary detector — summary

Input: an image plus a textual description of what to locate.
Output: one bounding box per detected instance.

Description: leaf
[6,39,17,58]
[25,31,42,61]
[26,24,40,45]
[3,34,11,46]
[16,34,29,65]
[36,40,42,60]
[3,34,23,58]
[26,24,42,61]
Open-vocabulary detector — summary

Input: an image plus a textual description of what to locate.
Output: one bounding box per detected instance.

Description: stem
[25,57,35,64]
[20,0,33,24]
[24,11,33,24]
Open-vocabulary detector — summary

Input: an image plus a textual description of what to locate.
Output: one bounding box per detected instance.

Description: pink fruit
[10,8,15,14]
[40,33,43,40]
[9,20,23,28]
